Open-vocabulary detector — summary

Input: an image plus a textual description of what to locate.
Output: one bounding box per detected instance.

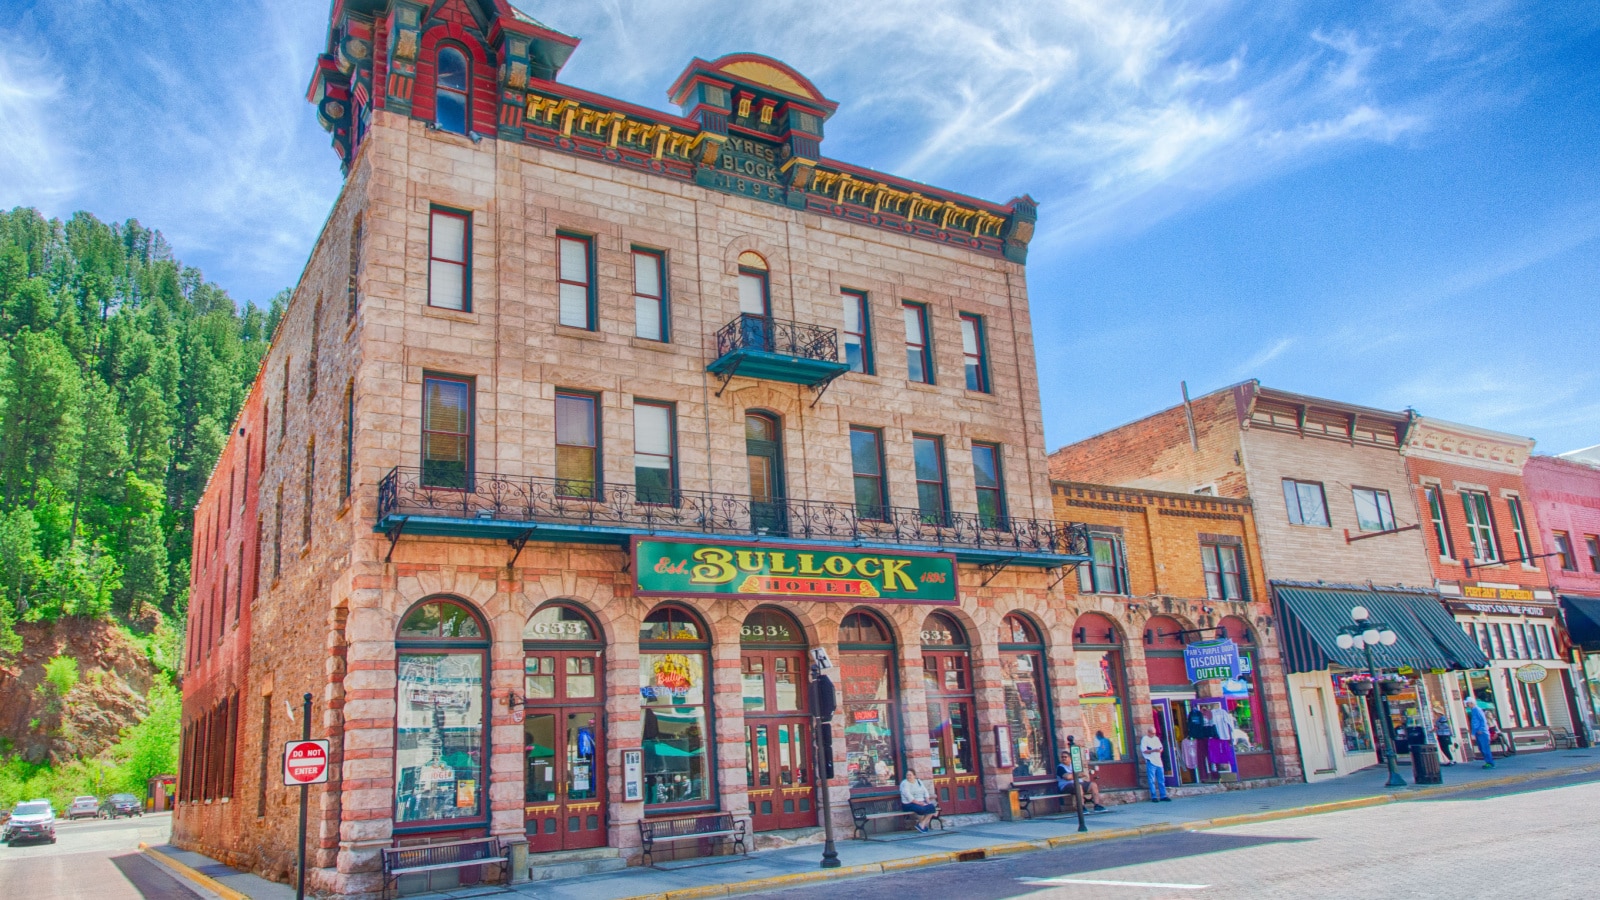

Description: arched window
[1072,613,1128,768]
[838,609,900,793]
[394,597,488,827]
[921,612,981,812]
[1217,616,1269,759]
[640,604,713,809]
[737,251,770,316]
[999,613,1052,777]
[435,46,469,135]
[1144,615,1189,691]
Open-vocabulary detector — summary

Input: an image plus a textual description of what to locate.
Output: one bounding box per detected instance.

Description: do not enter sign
[283,739,331,786]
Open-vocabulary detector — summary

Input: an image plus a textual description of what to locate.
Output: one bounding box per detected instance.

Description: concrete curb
[140,842,250,900]
[612,762,1600,900]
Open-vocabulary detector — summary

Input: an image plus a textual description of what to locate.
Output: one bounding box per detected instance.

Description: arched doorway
[1073,612,1135,789]
[522,602,606,851]
[839,609,901,795]
[741,607,816,831]
[1217,616,1274,779]
[1144,615,1192,788]
[921,611,982,813]
[394,597,489,829]
[745,413,787,535]
[999,613,1053,778]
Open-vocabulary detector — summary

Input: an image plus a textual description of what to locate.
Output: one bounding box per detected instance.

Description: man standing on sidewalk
[1466,699,1495,768]
[1140,727,1171,802]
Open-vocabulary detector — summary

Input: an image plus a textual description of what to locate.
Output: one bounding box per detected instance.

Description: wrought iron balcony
[708,314,850,397]
[377,467,1089,567]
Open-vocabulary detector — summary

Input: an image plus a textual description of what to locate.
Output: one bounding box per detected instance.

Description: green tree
[0,330,83,509]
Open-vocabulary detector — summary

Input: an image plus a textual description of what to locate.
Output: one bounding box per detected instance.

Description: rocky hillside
[0,618,158,764]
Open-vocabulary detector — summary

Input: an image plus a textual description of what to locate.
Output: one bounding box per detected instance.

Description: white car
[66,796,100,820]
[3,801,56,845]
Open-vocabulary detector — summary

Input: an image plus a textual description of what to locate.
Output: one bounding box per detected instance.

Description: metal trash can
[1411,741,1443,785]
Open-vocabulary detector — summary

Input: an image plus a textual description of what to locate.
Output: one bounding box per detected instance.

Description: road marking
[1020,877,1210,889]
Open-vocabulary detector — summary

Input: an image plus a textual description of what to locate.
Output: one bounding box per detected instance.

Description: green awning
[1273,583,1489,675]
[644,740,698,758]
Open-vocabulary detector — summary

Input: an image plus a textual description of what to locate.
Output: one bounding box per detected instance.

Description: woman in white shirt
[898,769,937,833]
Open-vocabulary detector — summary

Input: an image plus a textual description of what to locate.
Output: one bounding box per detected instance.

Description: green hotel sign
[632,538,959,604]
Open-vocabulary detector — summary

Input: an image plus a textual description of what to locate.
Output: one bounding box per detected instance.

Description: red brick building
[1524,455,1600,736]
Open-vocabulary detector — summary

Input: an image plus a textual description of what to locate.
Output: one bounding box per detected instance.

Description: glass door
[742,647,816,831]
[745,414,787,536]
[524,648,607,852]
[922,650,983,814]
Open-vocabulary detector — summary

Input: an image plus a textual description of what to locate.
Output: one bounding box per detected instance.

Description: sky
[2,0,1597,454]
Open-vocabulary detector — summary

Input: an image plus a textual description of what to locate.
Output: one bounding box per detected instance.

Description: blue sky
[2,0,1596,453]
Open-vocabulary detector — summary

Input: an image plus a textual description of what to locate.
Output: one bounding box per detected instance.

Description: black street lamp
[1335,606,1407,788]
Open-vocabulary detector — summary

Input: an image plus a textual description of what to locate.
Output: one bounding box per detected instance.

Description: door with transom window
[921,612,983,814]
[523,604,608,852]
[746,413,788,536]
[741,608,816,831]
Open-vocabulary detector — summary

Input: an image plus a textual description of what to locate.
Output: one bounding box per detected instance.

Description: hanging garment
[1209,705,1235,742]
[1207,738,1237,773]
[1181,737,1199,770]
[1188,706,1217,740]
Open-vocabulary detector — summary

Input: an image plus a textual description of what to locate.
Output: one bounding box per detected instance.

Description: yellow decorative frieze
[808,171,1006,237]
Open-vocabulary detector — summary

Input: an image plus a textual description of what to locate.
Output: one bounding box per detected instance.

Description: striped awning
[1272,583,1489,675]
[1561,595,1600,651]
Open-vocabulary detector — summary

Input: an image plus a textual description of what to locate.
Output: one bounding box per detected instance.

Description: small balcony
[376,467,1089,568]
[707,314,850,394]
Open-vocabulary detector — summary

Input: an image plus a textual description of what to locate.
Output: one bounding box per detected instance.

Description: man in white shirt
[898,769,937,833]
[1141,727,1171,802]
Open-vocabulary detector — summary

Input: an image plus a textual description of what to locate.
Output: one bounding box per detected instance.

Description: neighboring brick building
[1050,482,1301,792]
[1399,417,1582,752]
[174,2,1107,894]
[1052,382,1486,782]
[1525,455,1600,736]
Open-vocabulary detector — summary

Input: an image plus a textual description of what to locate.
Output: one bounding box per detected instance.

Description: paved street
[0,813,196,900]
[745,772,1600,899]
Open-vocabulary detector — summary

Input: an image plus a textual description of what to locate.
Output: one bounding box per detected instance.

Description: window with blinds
[422,375,472,489]
[556,391,599,499]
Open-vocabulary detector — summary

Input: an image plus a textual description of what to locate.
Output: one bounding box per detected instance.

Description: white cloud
[0,40,75,206]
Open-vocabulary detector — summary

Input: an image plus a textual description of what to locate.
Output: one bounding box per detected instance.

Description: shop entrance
[523,604,607,852]
[740,608,816,831]
[920,612,983,814]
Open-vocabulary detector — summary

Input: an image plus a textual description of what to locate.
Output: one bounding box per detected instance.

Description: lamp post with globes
[1334,606,1407,788]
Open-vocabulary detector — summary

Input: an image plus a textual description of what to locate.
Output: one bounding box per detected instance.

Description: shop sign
[1516,663,1549,684]
[623,750,643,802]
[1445,599,1555,618]
[1462,586,1537,602]
[851,708,881,724]
[632,538,959,604]
[1184,638,1241,682]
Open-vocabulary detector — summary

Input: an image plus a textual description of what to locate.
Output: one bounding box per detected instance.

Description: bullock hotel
[173,1,1112,893]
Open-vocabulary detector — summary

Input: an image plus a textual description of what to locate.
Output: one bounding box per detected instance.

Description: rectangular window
[1488,623,1505,659]
[841,290,873,374]
[633,401,675,504]
[347,214,362,321]
[850,427,887,520]
[971,441,1006,528]
[738,267,769,315]
[903,302,933,384]
[307,295,321,399]
[1282,479,1330,526]
[959,313,988,392]
[279,358,290,443]
[1352,487,1396,532]
[1554,532,1577,570]
[1425,485,1454,558]
[1201,542,1247,601]
[1587,535,1600,573]
[912,434,948,524]
[632,248,667,341]
[256,697,271,817]
[557,234,594,329]
[302,439,315,547]
[428,208,469,311]
[422,375,472,489]
[341,383,355,498]
[1079,534,1128,595]
[396,652,485,824]
[271,487,283,580]
[1460,491,1499,562]
[1507,496,1533,563]
[555,391,600,499]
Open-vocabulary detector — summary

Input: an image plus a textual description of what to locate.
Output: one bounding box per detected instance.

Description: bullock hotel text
[173,1,1295,894]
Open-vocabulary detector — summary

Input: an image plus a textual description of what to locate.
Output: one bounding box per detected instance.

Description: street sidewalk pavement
[147,747,1600,900]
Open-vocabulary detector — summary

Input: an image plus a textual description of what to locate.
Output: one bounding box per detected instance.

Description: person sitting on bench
[1057,740,1108,812]
[899,768,937,833]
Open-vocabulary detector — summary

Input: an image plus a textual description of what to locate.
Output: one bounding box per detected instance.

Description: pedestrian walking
[898,768,938,833]
[1466,698,1494,768]
[1432,705,1455,765]
[1140,727,1170,802]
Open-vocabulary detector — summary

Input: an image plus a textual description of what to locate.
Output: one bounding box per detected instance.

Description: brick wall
[1525,456,1600,595]
[1048,385,1249,498]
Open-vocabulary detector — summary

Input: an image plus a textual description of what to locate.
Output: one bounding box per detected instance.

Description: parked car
[66,796,100,820]
[3,801,56,845]
[99,794,143,819]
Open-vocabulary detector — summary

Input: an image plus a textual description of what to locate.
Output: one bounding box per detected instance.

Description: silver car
[2,801,56,845]
[67,796,100,820]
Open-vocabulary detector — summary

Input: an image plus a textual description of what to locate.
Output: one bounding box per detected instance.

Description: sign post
[282,694,324,900]
[1067,743,1088,833]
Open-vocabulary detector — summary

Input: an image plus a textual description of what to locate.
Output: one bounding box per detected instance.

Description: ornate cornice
[1402,416,1534,474]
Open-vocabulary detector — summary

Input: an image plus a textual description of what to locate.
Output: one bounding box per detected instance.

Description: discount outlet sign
[283,739,331,786]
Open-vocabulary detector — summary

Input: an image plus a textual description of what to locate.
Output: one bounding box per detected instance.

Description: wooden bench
[848,794,944,840]
[638,812,748,867]
[1013,778,1081,820]
[1509,728,1554,753]
[1551,727,1580,750]
[380,837,507,899]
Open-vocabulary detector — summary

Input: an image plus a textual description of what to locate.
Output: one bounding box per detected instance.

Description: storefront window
[999,613,1051,777]
[1330,673,1373,752]
[1073,614,1127,762]
[840,610,900,792]
[395,598,487,827]
[640,606,712,808]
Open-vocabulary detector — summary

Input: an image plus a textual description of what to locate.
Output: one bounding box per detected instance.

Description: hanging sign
[1184,639,1241,683]
[1515,663,1549,684]
[633,538,958,604]
[282,739,330,786]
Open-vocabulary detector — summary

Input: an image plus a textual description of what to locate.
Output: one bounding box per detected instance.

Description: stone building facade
[174,2,1105,895]
[1050,382,1486,782]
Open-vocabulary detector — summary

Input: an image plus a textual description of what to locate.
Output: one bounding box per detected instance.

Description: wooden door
[525,650,607,851]
[745,416,787,536]
[923,651,983,814]
[742,650,817,831]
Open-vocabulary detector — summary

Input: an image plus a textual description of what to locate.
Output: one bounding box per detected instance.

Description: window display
[639,607,712,808]
[1075,648,1126,761]
[840,611,901,792]
[396,652,485,824]
[1331,675,1373,753]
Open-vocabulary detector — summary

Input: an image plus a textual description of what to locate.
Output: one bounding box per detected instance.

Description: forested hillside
[0,206,277,804]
